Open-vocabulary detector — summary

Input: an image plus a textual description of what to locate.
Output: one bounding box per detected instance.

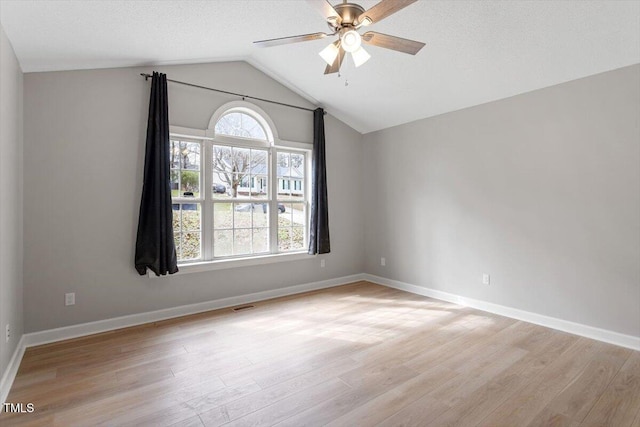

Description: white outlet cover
[482,274,490,285]
[381,257,386,266]
[320,259,325,268]
[65,292,76,306]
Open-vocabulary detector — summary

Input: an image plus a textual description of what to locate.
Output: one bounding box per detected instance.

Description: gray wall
[23,62,364,333]
[19,57,640,339]
[0,25,24,377]
[363,64,640,337]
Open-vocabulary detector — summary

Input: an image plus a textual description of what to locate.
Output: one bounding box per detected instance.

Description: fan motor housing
[333,3,365,27]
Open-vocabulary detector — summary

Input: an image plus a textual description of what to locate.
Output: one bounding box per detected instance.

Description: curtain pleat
[308,108,331,255]
[135,72,179,276]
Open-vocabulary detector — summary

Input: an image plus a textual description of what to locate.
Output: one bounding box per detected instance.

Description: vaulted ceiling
[1,1,639,133]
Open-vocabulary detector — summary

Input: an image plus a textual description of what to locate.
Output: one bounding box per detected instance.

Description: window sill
[149,252,313,277]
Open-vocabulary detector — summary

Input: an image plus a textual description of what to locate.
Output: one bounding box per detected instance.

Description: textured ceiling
[1,1,639,133]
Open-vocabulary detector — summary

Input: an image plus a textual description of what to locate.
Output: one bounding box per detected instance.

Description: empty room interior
[0,1,639,426]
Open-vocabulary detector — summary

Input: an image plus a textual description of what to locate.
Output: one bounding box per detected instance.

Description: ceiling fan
[254,0,425,74]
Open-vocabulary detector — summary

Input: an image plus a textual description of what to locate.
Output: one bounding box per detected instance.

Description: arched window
[215,111,267,140]
[170,101,309,264]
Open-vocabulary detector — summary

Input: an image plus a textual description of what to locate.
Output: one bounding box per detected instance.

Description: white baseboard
[22,273,366,348]
[364,273,640,351]
[1,273,363,403]
[4,271,637,405]
[0,335,26,406]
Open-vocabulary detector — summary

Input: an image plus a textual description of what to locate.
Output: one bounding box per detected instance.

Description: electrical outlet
[65,292,76,306]
[5,324,10,343]
[381,257,386,266]
[320,259,326,268]
[482,273,490,285]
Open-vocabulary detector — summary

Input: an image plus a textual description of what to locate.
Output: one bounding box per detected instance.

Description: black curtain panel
[308,108,331,255]
[135,72,179,276]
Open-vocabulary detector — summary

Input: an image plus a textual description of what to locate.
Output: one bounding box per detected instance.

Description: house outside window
[170,102,310,263]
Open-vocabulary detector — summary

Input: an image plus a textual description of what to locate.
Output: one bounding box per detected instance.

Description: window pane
[253,176,268,199]
[174,233,182,260]
[292,227,305,250]
[234,203,253,228]
[278,202,306,225]
[212,177,228,199]
[181,232,201,260]
[215,112,267,140]
[181,204,201,232]
[180,142,200,170]
[172,203,202,262]
[277,152,291,177]
[278,202,305,253]
[278,178,292,200]
[289,203,306,227]
[252,150,268,174]
[214,113,239,137]
[213,145,233,198]
[170,141,201,200]
[251,149,269,199]
[214,230,232,257]
[278,202,293,227]
[180,170,200,196]
[233,147,251,172]
[291,153,304,176]
[234,229,251,255]
[170,141,181,169]
[172,203,202,231]
[170,171,180,197]
[243,115,267,140]
[253,203,269,227]
[230,173,249,198]
[253,228,269,253]
[278,227,291,252]
[213,145,232,168]
[290,179,303,200]
[172,204,181,231]
[214,203,232,229]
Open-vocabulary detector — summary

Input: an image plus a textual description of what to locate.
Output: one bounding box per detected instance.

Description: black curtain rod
[140,73,323,114]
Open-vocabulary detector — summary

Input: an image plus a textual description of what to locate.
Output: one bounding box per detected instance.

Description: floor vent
[233,305,255,312]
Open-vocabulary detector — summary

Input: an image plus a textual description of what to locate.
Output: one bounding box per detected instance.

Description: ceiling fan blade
[361,31,425,55]
[254,32,329,48]
[306,0,342,24]
[324,43,346,74]
[355,0,417,26]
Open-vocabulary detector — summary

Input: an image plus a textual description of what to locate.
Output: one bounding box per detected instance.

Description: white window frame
[167,102,313,274]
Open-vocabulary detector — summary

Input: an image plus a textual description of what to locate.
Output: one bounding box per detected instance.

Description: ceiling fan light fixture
[358,16,373,27]
[319,42,340,66]
[351,46,371,67]
[341,29,361,53]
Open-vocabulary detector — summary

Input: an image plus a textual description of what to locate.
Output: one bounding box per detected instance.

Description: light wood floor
[2,281,639,427]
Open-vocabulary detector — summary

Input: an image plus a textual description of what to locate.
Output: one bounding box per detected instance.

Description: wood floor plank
[581,351,640,427]
[215,378,351,427]
[169,415,206,427]
[526,348,629,426]
[324,365,457,426]
[0,281,637,427]
[218,356,362,424]
[477,338,624,426]
[272,364,420,426]
[423,329,579,427]
[376,395,451,427]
